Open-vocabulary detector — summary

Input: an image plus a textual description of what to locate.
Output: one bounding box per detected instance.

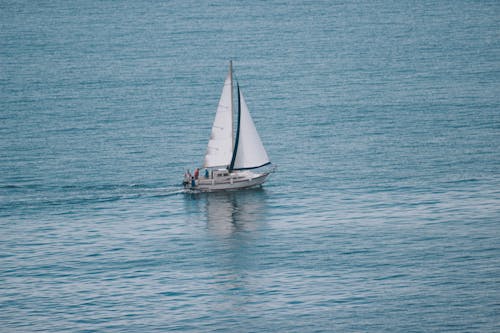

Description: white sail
[230,89,270,170]
[203,69,233,168]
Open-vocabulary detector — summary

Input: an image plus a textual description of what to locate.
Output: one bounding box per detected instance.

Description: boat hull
[185,171,270,192]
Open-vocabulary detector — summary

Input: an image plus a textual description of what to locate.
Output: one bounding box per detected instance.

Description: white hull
[185,170,270,192]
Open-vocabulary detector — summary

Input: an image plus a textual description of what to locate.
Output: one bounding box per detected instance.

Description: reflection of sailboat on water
[204,190,267,295]
[184,61,273,191]
[205,189,267,237]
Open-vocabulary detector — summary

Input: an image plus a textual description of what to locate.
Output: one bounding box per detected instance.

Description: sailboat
[183,61,273,191]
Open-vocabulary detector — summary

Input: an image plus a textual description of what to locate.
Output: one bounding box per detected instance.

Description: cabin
[213,170,229,178]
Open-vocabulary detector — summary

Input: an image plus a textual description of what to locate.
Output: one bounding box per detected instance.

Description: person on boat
[191,176,196,188]
[204,168,209,178]
[194,168,199,180]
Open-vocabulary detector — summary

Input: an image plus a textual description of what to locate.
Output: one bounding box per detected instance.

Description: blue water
[1,1,499,331]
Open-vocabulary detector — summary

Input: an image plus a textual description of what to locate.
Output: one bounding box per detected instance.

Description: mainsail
[203,65,233,168]
[230,85,271,171]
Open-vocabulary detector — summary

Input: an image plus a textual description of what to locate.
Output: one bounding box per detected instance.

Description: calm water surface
[1,1,499,332]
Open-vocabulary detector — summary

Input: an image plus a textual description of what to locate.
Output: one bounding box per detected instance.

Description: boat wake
[1,183,186,214]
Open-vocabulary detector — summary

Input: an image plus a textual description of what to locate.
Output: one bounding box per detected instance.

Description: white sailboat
[184,61,273,191]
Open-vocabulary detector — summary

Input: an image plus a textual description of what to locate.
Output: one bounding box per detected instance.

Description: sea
[1,1,499,332]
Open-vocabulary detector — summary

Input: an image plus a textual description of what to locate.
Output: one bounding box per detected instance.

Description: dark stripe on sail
[229,83,241,171]
[231,162,272,171]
